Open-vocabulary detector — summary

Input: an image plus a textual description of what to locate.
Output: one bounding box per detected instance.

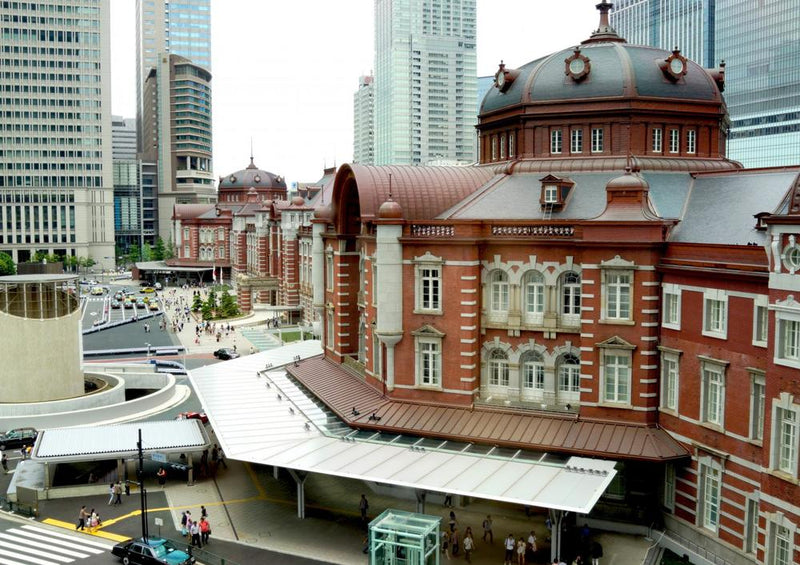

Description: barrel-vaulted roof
[332,164,497,222]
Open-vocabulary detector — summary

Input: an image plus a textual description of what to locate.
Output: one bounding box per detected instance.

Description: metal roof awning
[135,261,213,273]
[33,420,209,462]
[190,342,618,514]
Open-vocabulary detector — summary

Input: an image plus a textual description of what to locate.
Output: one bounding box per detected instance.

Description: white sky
[110,1,599,186]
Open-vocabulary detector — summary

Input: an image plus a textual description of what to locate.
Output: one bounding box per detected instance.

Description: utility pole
[137,428,149,540]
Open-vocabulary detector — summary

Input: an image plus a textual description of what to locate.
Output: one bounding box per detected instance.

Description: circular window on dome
[663,49,688,82]
[784,238,800,273]
[564,49,591,82]
[229,175,236,183]
[254,175,261,183]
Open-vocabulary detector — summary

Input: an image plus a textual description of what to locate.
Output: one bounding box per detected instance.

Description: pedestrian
[590,541,603,565]
[190,519,202,547]
[157,466,167,488]
[114,481,123,505]
[217,445,227,469]
[200,505,208,519]
[528,530,537,553]
[107,483,115,505]
[180,511,189,536]
[504,534,515,565]
[1,452,7,473]
[211,444,219,472]
[463,528,474,563]
[440,530,451,560]
[19,445,26,460]
[76,505,88,530]
[359,494,369,522]
[482,514,493,543]
[89,509,100,532]
[443,493,452,508]
[199,516,210,545]
[516,536,526,565]
[448,510,457,532]
[451,527,460,556]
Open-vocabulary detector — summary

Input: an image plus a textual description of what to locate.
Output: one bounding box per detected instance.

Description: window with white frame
[325,253,333,290]
[686,129,696,154]
[771,394,799,478]
[603,351,631,404]
[751,372,765,442]
[765,513,796,565]
[551,129,562,154]
[744,497,759,554]
[489,270,509,313]
[662,284,681,329]
[557,353,581,395]
[183,245,190,258]
[669,128,680,153]
[604,271,631,320]
[570,128,583,153]
[663,463,675,511]
[509,132,515,157]
[183,227,190,240]
[521,351,545,392]
[591,127,604,153]
[487,349,509,387]
[700,358,727,427]
[499,134,506,160]
[702,289,728,339]
[561,271,581,324]
[523,271,545,324]
[417,337,442,387]
[372,261,378,306]
[326,311,334,348]
[491,137,497,161]
[373,334,382,377]
[660,349,680,411]
[779,318,800,361]
[698,458,722,531]
[754,296,769,346]
[218,246,224,259]
[543,184,558,203]
[358,254,366,300]
[218,228,224,241]
[415,262,442,313]
[652,127,663,152]
[358,320,366,364]
[774,297,800,367]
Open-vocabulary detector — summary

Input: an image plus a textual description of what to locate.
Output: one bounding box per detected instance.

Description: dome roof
[218,157,286,190]
[378,199,403,220]
[480,42,723,116]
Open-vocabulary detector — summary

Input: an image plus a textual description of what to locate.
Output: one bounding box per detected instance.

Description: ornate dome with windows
[218,157,287,191]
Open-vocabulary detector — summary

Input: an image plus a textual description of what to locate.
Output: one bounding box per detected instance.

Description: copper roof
[507,156,741,174]
[288,357,689,462]
[335,164,496,221]
[173,203,215,220]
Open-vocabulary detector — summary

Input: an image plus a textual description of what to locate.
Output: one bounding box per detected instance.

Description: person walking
[157,466,167,488]
[1,452,7,473]
[504,534,515,565]
[590,541,603,565]
[450,527,460,557]
[463,528,474,563]
[107,483,115,505]
[89,509,100,532]
[199,516,210,545]
[200,505,208,520]
[114,481,123,505]
[180,511,189,536]
[359,494,369,522]
[190,519,202,548]
[440,530,451,560]
[482,514,493,543]
[76,505,88,530]
[516,536,526,565]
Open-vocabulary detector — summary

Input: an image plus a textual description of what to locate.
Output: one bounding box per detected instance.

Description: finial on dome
[583,0,624,44]
[597,0,613,30]
[388,172,393,200]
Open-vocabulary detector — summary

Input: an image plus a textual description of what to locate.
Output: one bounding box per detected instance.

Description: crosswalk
[0,525,111,565]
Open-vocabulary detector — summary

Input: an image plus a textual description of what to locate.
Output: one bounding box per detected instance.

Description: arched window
[521,351,544,391]
[488,349,509,387]
[558,353,581,396]
[490,270,509,313]
[561,271,581,323]
[523,271,545,324]
[358,320,366,364]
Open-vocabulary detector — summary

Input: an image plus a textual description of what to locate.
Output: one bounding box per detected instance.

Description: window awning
[190,342,618,514]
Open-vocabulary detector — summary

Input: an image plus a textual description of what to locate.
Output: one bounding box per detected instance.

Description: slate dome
[218,157,287,190]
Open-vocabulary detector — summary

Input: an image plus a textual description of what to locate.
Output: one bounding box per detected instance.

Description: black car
[213,348,240,360]
[0,427,38,451]
[111,537,195,565]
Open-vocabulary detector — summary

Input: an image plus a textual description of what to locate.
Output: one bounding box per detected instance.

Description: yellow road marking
[245,462,268,498]
[42,518,130,542]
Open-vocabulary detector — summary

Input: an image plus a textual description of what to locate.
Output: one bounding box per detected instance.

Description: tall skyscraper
[611,0,715,67]
[373,0,477,166]
[112,117,142,254]
[610,0,800,168]
[0,0,114,267]
[135,0,213,244]
[353,75,375,165]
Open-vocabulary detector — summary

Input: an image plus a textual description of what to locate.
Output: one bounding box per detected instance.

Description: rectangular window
[325,254,333,291]
[603,353,630,403]
[491,137,497,160]
[702,290,727,339]
[652,127,663,152]
[771,524,792,565]
[702,364,725,426]
[669,128,680,153]
[699,461,721,530]
[744,498,758,554]
[781,319,800,360]
[591,127,604,153]
[661,354,679,411]
[373,335,382,377]
[663,463,675,510]
[570,129,583,153]
[550,129,562,154]
[662,285,681,329]
[604,271,631,320]
[687,129,696,154]
[419,339,441,386]
[754,298,768,346]
[326,311,334,348]
[372,262,378,306]
[508,132,515,157]
[544,184,558,203]
[775,407,798,475]
[418,266,441,312]
[751,374,765,441]
[523,361,544,390]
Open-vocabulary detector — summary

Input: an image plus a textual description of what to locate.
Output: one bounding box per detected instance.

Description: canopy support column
[187,453,194,486]
[549,509,567,563]
[288,469,308,519]
[415,489,427,514]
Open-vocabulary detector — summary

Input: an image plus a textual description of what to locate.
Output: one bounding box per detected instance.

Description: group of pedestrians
[502,530,538,565]
[75,505,101,532]
[107,481,124,505]
[180,506,212,548]
[439,510,477,562]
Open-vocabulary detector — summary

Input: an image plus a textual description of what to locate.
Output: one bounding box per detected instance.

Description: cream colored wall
[0,309,83,403]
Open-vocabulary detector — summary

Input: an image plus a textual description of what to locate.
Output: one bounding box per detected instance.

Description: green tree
[0,252,15,276]
[127,244,141,264]
[65,255,78,273]
[201,301,213,321]
[164,237,176,260]
[218,289,240,318]
[142,243,153,261]
[153,237,166,261]
[205,289,218,312]
[191,293,204,312]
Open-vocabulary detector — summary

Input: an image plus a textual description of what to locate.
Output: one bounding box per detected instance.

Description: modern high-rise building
[112,117,142,254]
[0,0,115,267]
[373,0,477,166]
[610,0,800,168]
[141,54,214,244]
[353,75,375,165]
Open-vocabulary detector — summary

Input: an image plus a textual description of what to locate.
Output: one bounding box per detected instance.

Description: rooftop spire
[582,0,625,44]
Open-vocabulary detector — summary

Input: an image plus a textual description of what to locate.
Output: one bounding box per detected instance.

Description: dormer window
[539,174,575,211]
[544,185,558,203]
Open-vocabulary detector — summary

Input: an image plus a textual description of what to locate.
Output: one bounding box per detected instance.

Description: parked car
[175,411,208,424]
[154,282,162,290]
[111,537,195,565]
[124,300,134,309]
[136,298,146,308]
[90,286,105,295]
[149,301,159,311]
[0,427,38,451]
[213,348,240,360]
[140,286,155,294]
[111,300,121,309]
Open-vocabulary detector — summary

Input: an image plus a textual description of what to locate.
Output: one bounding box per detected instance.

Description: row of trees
[117,237,174,267]
[192,288,240,321]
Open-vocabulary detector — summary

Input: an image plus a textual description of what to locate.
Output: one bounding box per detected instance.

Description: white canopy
[190,341,617,514]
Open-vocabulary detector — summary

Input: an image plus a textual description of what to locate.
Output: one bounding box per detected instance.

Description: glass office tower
[0,0,114,266]
[374,0,477,166]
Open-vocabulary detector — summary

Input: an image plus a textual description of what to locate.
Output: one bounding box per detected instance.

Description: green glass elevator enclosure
[369,509,440,565]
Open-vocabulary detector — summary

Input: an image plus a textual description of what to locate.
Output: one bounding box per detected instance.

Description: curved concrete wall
[0,308,83,402]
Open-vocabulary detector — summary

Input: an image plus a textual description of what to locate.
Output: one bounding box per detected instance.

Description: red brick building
[294,5,800,565]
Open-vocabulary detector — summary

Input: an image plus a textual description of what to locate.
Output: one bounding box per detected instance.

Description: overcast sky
[110,1,599,186]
